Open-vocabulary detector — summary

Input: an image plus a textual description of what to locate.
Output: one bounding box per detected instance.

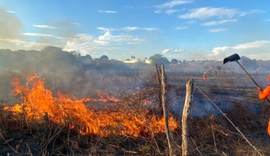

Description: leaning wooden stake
[182,79,194,156]
[155,64,163,114]
[155,64,161,85]
[161,64,173,156]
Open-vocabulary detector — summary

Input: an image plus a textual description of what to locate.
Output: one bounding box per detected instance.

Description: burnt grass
[1,92,270,155]
[0,105,270,156]
[1,72,270,155]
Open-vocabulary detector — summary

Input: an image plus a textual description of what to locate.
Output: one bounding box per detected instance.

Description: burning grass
[1,74,270,155]
[3,74,177,138]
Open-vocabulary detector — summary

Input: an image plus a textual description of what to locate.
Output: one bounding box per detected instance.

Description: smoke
[0,7,23,38]
[0,10,80,51]
[0,46,268,117]
[0,7,24,49]
[0,46,141,101]
[22,20,79,51]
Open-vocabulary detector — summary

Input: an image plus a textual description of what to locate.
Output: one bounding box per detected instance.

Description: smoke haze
[0,7,24,49]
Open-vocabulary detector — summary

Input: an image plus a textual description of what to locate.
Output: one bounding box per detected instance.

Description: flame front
[4,74,178,137]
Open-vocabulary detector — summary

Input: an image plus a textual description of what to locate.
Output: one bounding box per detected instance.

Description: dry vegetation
[1,48,270,155]
[1,102,270,155]
[0,70,270,156]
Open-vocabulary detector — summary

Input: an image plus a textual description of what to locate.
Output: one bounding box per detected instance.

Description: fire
[3,74,178,137]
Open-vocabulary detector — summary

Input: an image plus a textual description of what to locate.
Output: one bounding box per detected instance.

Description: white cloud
[211,46,230,56]
[6,10,16,14]
[208,28,227,32]
[162,49,184,53]
[123,27,139,31]
[155,10,162,14]
[64,31,144,55]
[94,31,144,45]
[155,0,193,9]
[165,9,178,15]
[0,38,53,48]
[179,7,243,19]
[64,34,103,55]
[266,19,270,21]
[33,24,60,29]
[98,10,117,14]
[143,27,158,31]
[233,40,270,49]
[162,49,171,54]
[175,26,188,30]
[96,27,157,32]
[175,49,184,53]
[97,27,115,31]
[210,40,270,60]
[2,31,145,54]
[22,33,55,37]
[202,19,237,26]
[22,33,70,40]
[179,7,264,20]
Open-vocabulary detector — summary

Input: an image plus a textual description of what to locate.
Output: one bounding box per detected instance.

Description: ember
[3,74,178,137]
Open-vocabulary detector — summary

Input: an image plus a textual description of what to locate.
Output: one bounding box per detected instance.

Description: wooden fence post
[155,64,163,115]
[160,64,173,156]
[182,79,194,156]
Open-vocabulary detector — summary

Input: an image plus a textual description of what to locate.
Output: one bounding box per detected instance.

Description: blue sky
[0,0,270,60]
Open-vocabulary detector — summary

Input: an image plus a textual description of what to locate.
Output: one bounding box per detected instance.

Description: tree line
[1,46,269,73]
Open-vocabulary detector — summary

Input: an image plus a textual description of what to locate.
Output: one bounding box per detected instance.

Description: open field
[0,65,270,155]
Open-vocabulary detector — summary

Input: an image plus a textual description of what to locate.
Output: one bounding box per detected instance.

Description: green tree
[100,55,109,60]
[182,60,187,64]
[41,46,62,53]
[149,54,169,65]
[171,58,178,64]
[81,54,92,61]
[85,54,92,59]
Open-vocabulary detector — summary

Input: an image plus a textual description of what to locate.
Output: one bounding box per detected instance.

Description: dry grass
[1,95,270,155]
[1,71,270,155]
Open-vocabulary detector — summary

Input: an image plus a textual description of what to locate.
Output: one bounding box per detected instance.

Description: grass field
[0,67,270,155]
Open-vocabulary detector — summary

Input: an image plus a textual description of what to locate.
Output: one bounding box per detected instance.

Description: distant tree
[149,54,169,65]
[95,59,129,71]
[182,60,187,64]
[85,54,92,60]
[41,46,62,53]
[171,58,178,64]
[81,54,92,61]
[100,55,109,60]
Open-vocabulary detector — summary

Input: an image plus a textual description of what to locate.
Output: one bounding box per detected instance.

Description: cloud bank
[210,40,270,60]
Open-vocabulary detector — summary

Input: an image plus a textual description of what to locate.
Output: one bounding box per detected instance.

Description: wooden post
[161,64,173,156]
[182,79,194,156]
[156,64,164,115]
[155,64,161,85]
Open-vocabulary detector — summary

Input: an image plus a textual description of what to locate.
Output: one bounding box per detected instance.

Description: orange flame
[4,74,177,137]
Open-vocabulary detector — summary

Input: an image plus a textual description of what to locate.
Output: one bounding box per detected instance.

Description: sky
[0,0,270,61]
